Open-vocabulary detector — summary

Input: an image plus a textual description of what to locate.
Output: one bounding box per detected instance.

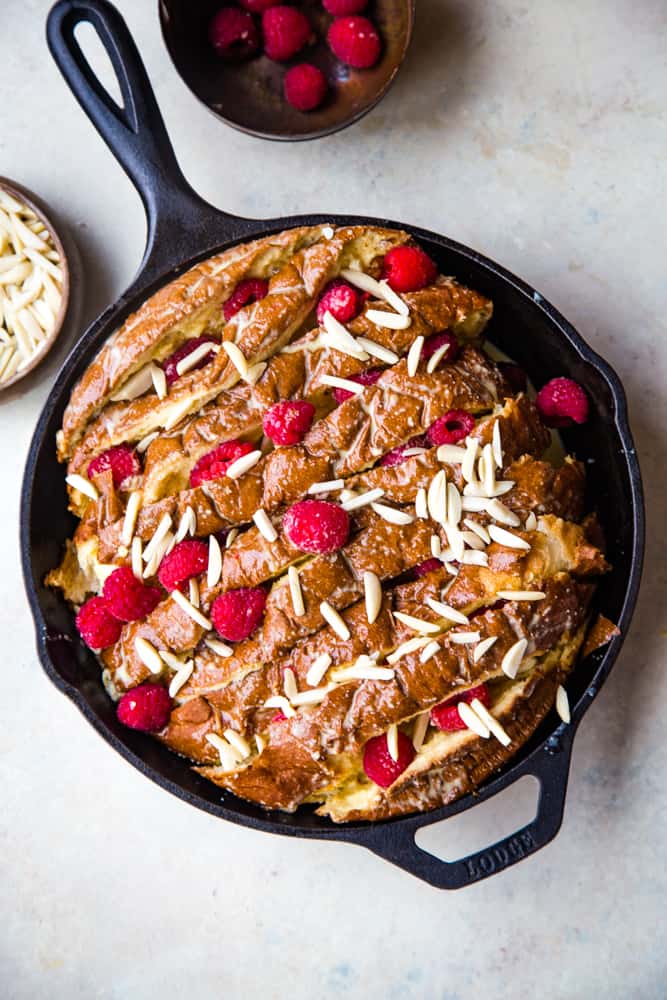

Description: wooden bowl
[0,177,70,391]
[159,0,415,141]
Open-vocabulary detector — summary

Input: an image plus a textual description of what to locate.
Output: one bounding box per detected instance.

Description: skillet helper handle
[361,731,575,889]
[46,0,248,274]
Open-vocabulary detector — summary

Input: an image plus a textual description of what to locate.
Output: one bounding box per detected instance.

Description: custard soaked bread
[48,227,607,821]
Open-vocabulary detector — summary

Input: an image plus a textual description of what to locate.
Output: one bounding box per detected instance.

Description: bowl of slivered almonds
[0,178,70,390]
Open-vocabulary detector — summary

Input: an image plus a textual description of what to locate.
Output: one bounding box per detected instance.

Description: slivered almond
[222,341,248,377]
[207,534,222,588]
[427,470,447,524]
[463,518,491,544]
[340,267,386,298]
[253,508,277,542]
[376,278,410,315]
[387,723,399,761]
[341,487,384,511]
[109,365,153,402]
[245,362,267,385]
[169,660,194,697]
[457,701,490,738]
[486,499,521,527]
[473,635,497,663]
[446,483,462,527]
[161,650,185,671]
[188,578,200,608]
[364,570,382,625]
[121,490,142,546]
[142,512,172,563]
[134,637,163,674]
[461,496,489,512]
[225,528,239,548]
[444,523,465,563]
[420,640,441,663]
[501,638,527,679]
[461,437,479,484]
[525,511,538,531]
[151,364,167,399]
[255,734,266,754]
[288,565,305,617]
[170,589,212,629]
[306,652,332,687]
[365,308,411,330]
[431,534,441,558]
[492,420,503,469]
[283,667,298,701]
[470,698,511,746]
[320,601,350,640]
[65,474,98,502]
[415,487,428,519]
[291,685,333,706]
[175,506,196,542]
[263,695,296,718]
[176,342,216,376]
[412,711,430,751]
[461,550,488,566]
[394,611,440,635]
[556,684,571,723]
[332,661,395,682]
[370,501,414,525]
[321,373,365,395]
[496,590,545,601]
[426,343,450,373]
[356,336,400,365]
[449,631,481,645]
[425,597,468,624]
[437,443,467,464]
[461,530,486,551]
[322,310,369,360]
[162,399,192,431]
[308,479,344,494]
[386,636,429,663]
[488,524,530,550]
[226,449,262,479]
[131,536,143,580]
[224,729,252,759]
[406,335,424,376]
[205,733,237,769]
[204,636,233,657]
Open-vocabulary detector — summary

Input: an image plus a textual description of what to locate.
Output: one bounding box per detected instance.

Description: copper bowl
[159,0,415,141]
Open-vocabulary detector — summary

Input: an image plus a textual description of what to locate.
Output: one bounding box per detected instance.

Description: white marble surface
[1,1,665,997]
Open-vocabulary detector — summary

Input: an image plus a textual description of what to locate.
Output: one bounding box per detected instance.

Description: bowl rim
[157,0,417,142]
[0,176,71,391]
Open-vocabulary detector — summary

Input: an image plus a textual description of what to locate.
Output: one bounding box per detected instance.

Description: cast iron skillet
[22,0,644,889]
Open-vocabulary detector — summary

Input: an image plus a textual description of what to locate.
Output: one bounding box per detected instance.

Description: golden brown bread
[48,225,609,822]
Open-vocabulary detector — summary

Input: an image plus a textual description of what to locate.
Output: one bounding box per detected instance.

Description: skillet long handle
[46,0,252,280]
[359,728,576,889]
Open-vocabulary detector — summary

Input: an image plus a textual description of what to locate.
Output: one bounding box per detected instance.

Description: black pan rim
[20,211,645,845]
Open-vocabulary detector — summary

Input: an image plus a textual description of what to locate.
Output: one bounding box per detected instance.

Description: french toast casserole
[47,225,610,821]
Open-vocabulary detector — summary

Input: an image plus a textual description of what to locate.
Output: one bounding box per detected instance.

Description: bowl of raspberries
[159,0,415,139]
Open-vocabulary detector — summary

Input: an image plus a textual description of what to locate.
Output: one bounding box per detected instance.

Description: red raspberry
[88,444,140,489]
[379,434,428,467]
[497,361,527,394]
[263,6,311,61]
[535,377,589,428]
[211,587,267,641]
[422,331,459,364]
[223,278,269,322]
[263,400,315,445]
[102,566,162,622]
[158,539,209,593]
[363,731,415,788]
[76,596,122,650]
[412,558,442,578]
[327,15,381,69]
[117,683,172,732]
[283,499,350,553]
[431,683,491,732]
[284,63,328,112]
[189,440,255,487]
[162,336,217,386]
[323,0,367,13]
[382,245,437,293]
[239,0,279,11]
[426,409,475,446]
[332,366,383,404]
[316,278,363,325]
[208,7,260,60]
